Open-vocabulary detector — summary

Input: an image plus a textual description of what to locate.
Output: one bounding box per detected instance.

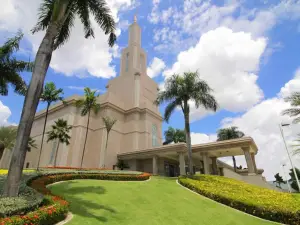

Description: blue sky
[1,0,300,180]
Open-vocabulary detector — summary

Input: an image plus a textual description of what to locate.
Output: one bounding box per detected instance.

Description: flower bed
[178,175,300,225]
[0,172,150,225]
[0,169,35,175]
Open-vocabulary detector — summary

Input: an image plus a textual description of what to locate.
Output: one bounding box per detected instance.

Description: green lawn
[49,177,276,225]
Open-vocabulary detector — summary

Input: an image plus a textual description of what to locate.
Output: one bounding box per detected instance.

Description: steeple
[119,16,147,77]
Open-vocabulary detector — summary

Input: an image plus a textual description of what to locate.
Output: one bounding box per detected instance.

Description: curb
[55,212,73,225]
[176,179,283,225]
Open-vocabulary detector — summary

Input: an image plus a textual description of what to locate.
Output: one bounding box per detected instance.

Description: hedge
[0,172,150,225]
[178,175,300,225]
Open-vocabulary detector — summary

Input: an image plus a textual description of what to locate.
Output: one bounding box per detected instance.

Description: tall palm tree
[155,71,218,175]
[217,126,245,172]
[47,118,71,167]
[36,82,64,170]
[0,31,31,96]
[101,116,117,168]
[75,87,100,168]
[4,0,116,197]
[163,126,186,145]
[282,92,300,123]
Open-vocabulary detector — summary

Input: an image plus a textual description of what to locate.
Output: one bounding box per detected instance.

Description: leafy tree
[116,159,129,170]
[273,173,286,188]
[3,0,116,197]
[36,82,64,170]
[217,126,245,172]
[163,126,186,145]
[75,87,100,168]
[101,116,117,168]
[46,118,71,167]
[0,31,31,96]
[155,71,218,174]
[282,92,300,123]
[289,168,300,191]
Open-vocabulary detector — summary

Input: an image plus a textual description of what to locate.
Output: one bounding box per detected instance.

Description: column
[179,152,186,176]
[202,153,210,174]
[251,152,258,173]
[153,155,158,175]
[242,147,256,174]
[211,157,218,175]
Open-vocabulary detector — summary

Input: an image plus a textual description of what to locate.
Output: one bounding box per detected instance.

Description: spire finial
[134,15,137,23]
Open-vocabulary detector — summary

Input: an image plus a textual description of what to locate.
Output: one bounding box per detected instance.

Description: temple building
[0,18,275,189]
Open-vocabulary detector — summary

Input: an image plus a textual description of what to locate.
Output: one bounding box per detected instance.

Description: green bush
[178,175,300,225]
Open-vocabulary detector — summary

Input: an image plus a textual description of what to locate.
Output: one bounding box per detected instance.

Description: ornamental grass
[178,175,300,225]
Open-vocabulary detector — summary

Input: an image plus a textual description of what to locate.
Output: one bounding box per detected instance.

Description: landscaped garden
[179,175,300,225]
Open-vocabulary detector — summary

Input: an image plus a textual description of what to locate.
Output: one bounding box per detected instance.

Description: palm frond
[164,99,181,123]
[31,0,54,34]
[102,116,117,133]
[47,118,72,145]
[75,0,94,38]
[87,0,116,46]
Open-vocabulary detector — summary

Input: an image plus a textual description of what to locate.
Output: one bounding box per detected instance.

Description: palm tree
[282,92,300,123]
[0,127,17,160]
[47,118,71,167]
[101,116,117,168]
[155,71,218,175]
[4,0,116,197]
[0,31,31,96]
[273,173,286,188]
[36,82,64,170]
[217,126,245,172]
[75,87,100,168]
[163,126,186,145]
[0,127,36,160]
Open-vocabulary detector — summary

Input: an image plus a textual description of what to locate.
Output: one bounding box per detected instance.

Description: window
[125,52,129,72]
[152,124,158,147]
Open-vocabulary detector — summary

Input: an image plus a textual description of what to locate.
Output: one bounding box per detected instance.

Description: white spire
[134,15,137,23]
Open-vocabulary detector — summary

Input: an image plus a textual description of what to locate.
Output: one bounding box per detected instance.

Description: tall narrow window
[49,139,58,165]
[125,52,129,72]
[152,124,158,147]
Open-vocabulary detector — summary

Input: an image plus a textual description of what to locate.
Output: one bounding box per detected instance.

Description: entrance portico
[118,137,259,177]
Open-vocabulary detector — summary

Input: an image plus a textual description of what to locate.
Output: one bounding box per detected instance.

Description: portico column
[211,157,218,175]
[251,152,257,173]
[202,153,210,174]
[152,155,158,175]
[242,147,256,174]
[179,152,186,176]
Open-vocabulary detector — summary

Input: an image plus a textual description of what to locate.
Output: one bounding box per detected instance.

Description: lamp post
[282,163,291,193]
[279,123,300,192]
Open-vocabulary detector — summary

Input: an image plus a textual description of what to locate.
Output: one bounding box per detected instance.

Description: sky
[1,0,300,180]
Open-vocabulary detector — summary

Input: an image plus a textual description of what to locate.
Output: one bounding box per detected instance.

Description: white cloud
[163,27,266,121]
[0,0,136,78]
[191,132,217,145]
[0,101,13,126]
[147,57,166,78]
[279,67,300,98]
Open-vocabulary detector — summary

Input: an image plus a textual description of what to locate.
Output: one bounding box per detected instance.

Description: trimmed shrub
[178,175,300,225]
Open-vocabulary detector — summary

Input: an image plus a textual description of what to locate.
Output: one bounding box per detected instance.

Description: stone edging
[55,212,73,225]
[176,180,284,225]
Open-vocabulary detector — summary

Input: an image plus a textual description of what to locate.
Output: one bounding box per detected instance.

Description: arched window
[152,124,158,147]
[125,52,129,72]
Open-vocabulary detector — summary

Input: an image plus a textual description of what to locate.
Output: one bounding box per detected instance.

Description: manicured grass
[50,177,276,225]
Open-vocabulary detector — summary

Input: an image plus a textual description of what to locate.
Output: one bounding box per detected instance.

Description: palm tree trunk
[2,1,70,197]
[183,101,193,175]
[36,103,50,170]
[102,131,109,168]
[232,156,237,172]
[80,110,90,169]
[53,142,60,167]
